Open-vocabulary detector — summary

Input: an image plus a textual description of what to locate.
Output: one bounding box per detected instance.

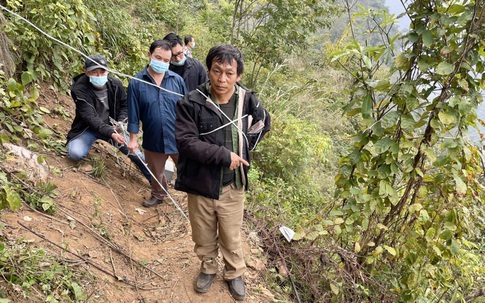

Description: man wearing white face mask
[163,33,207,92]
[127,40,187,207]
[66,54,151,182]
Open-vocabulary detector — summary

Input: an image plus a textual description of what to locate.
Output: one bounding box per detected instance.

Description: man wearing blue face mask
[66,54,151,182]
[163,33,208,92]
[127,40,187,207]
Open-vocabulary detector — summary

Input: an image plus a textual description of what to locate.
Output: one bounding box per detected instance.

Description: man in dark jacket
[66,55,151,181]
[175,44,270,301]
[163,33,208,92]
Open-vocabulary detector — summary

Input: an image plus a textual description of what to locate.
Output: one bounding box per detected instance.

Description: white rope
[196,88,252,146]
[110,118,189,221]
[0,5,183,97]
[195,88,267,151]
[199,114,248,136]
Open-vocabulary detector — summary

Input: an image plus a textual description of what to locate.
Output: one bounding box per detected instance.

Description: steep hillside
[0,83,276,303]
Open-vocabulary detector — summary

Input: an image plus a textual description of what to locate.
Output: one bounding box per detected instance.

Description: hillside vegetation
[1,0,485,302]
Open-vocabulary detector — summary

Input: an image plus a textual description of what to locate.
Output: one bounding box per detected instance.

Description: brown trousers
[144,150,178,200]
[187,184,247,280]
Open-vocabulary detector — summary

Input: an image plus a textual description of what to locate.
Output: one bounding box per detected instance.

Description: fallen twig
[17,220,159,290]
[57,205,167,280]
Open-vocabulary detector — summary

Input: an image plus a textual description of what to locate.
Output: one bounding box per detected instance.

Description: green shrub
[0,235,92,302]
[4,0,97,91]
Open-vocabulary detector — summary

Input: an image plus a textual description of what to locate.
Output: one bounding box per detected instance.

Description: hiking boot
[194,272,216,293]
[142,197,163,207]
[226,276,245,301]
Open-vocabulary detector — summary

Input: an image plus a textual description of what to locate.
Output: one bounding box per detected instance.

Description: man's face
[86,68,108,77]
[171,43,185,63]
[208,59,241,97]
[150,47,171,64]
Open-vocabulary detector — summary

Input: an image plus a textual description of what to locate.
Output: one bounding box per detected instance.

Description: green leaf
[354,242,361,253]
[362,95,373,117]
[383,245,396,256]
[38,128,53,139]
[30,85,40,100]
[408,203,423,213]
[381,111,400,129]
[292,232,304,241]
[438,112,455,125]
[362,55,372,69]
[418,59,430,72]
[442,138,457,148]
[450,240,460,255]
[425,227,436,241]
[444,221,457,231]
[71,282,87,300]
[407,33,419,43]
[376,223,388,230]
[440,230,453,241]
[39,107,51,114]
[436,62,454,75]
[374,79,390,91]
[394,53,409,68]
[21,72,33,86]
[418,210,430,222]
[448,4,465,14]
[457,78,469,91]
[4,187,21,210]
[422,30,433,47]
[374,138,394,153]
[430,118,441,129]
[330,283,339,295]
[401,114,416,130]
[333,217,344,225]
[453,176,467,194]
[378,180,397,200]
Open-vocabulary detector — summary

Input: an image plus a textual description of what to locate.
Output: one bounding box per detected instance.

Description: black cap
[84,55,108,71]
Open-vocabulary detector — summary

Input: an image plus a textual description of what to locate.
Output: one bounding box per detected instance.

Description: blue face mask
[150,58,169,74]
[171,56,187,66]
[89,75,108,88]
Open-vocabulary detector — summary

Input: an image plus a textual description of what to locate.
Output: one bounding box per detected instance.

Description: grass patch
[0,234,95,302]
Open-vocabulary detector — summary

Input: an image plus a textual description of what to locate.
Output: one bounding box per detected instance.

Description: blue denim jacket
[127,67,187,153]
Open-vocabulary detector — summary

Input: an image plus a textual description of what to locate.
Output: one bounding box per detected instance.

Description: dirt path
[0,84,275,303]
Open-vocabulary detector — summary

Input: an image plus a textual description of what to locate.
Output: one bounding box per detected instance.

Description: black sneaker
[226,276,245,301]
[142,197,163,207]
[194,272,216,293]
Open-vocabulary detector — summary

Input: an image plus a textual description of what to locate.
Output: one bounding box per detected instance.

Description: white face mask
[192,41,195,48]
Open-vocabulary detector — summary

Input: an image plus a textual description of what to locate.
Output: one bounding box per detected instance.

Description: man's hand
[127,133,139,153]
[111,133,126,144]
[229,152,249,170]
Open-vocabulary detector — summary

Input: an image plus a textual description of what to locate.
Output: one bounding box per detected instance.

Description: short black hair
[184,35,194,45]
[206,44,244,76]
[149,39,172,54]
[163,33,183,48]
